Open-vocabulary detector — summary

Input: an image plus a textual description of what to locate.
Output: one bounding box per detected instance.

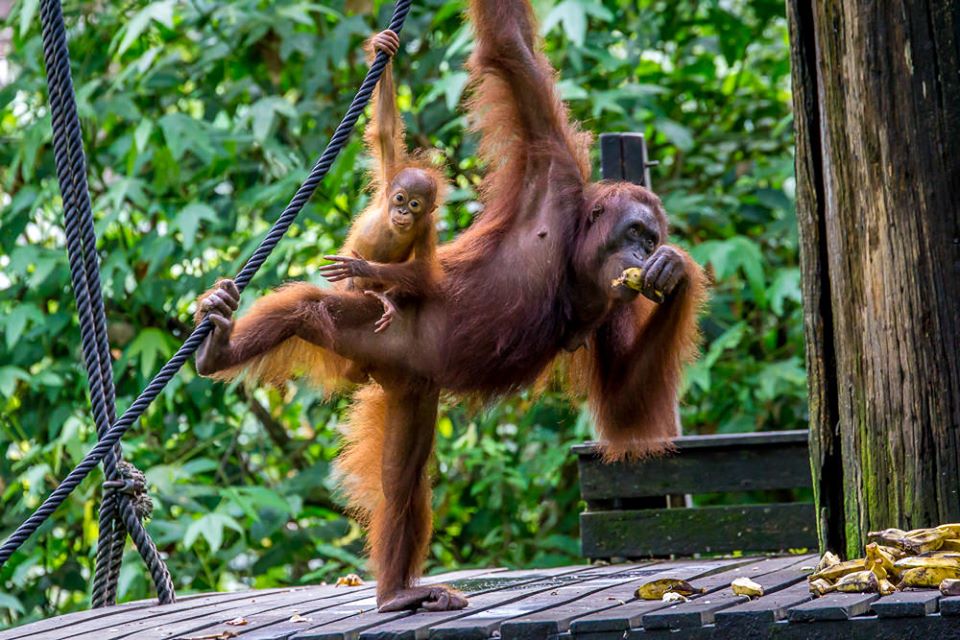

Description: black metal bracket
[599,132,659,188]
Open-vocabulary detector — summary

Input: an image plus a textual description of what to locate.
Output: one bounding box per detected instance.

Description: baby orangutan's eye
[393,192,405,204]
[409,199,421,212]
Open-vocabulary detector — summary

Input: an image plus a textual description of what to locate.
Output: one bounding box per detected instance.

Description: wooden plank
[110,587,363,640]
[292,566,594,640]
[577,439,811,499]
[0,590,287,640]
[162,569,498,640]
[572,431,809,455]
[421,564,655,640]
[14,589,320,640]
[567,556,767,635]
[940,595,960,616]
[599,133,623,180]
[620,133,651,187]
[496,560,744,640]
[713,579,812,632]
[786,592,879,621]
[580,503,817,557]
[871,589,940,617]
[640,555,812,630]
[736,617,960,640]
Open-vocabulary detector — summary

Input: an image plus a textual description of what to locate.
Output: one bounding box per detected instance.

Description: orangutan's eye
[409,199,421,212]
[393,192,405,205]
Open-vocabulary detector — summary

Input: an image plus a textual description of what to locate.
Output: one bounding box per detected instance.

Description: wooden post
[599,133,657,188]
[787,0,960,557]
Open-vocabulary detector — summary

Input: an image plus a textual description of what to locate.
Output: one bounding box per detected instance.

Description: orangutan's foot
[378,585,469,612]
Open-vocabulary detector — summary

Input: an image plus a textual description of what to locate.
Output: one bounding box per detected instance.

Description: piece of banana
[809,578,833,597]
[635,578,704,600]
[731,577,764,598]
[662,592,689,603]
[898,566,960,589]
[815,551,841,574]
[810,558,867,582]
[936,524,960,538]
[878,578,898,596]
[902,528,947,554]
[893,555,960,571]
[940,578,960,596]
[940,539,960,552]
[865,543,898,581]
[868,527,945,554]
[833,570,879,593]
[868,528,909,547]
[612,267,644,290]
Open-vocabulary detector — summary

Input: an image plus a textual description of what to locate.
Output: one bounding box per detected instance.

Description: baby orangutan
[320,29,445,333]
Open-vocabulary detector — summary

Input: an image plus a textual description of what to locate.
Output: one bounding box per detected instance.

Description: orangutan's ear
[589,203,604,224]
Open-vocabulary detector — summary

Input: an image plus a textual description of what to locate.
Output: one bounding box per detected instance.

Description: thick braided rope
[37,0,174,605]
[0,0,413,570]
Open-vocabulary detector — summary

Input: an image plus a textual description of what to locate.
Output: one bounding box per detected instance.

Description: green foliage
[0,0,802,626]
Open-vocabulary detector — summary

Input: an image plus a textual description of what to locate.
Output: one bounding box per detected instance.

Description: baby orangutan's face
[387,168,437,233]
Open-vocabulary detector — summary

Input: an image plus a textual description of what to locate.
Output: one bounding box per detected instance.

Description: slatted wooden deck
[4,554,960,640]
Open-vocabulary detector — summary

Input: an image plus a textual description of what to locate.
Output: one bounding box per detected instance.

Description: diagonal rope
[0,0,413,579]
[38,0,174,605]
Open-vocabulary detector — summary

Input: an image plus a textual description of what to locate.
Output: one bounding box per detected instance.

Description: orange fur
[196,281,354,394]
[569,250,708,461]
[334,383,435,599]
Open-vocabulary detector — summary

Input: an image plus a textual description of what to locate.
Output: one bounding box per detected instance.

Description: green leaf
[0,366,29,397]
[116,0,175,57]
[19,0,39,37]
[175,203,218,250]
[0,592,24,615]
[134,119,154,152]
[543,0,587,46]
[159,113,211,162]
[125,328,174,378]
[655,118,694,152]
[250,97,299,143]
[5,304,41,349]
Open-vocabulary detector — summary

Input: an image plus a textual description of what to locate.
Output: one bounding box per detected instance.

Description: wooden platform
[4,555,960,640]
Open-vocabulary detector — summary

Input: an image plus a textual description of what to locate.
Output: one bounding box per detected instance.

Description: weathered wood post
[787,1,960,557]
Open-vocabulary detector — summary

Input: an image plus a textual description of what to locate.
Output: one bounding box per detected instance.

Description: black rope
[38,0,174,605]
[0,0,413,578]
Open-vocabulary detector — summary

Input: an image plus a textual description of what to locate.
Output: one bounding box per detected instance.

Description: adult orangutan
[195,0,706,612]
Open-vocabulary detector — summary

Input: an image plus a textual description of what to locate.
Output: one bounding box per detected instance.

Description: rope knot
[103,461,153,520]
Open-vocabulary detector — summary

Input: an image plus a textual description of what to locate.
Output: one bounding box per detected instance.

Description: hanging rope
[40,0,174,606]
[0,0,414,601]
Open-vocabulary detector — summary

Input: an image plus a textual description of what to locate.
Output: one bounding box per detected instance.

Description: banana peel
[612,267,663,301]
[809,578,833,596]
[899,565,960,589]
[612,267,643,291]
[833,570,879,593]
[731,577,764,598]
[940,578,960,596]
[814,551,841,574]
[636,578,704,601]
[810,558,867,582]
[894,555,960,571]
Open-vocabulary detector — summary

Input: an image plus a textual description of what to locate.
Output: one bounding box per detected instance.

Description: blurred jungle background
[0,0,802,625]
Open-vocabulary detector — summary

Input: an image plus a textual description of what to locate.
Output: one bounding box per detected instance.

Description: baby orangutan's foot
[378,585,469,612]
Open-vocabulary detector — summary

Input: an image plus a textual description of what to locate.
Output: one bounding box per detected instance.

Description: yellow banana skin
[898,566,960,589]
[941,578,960,596]
[612,267,663,301]
[810,559,866,582]
[893,555,960,571]
[635,578,704,601]
[833,570,879,593]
